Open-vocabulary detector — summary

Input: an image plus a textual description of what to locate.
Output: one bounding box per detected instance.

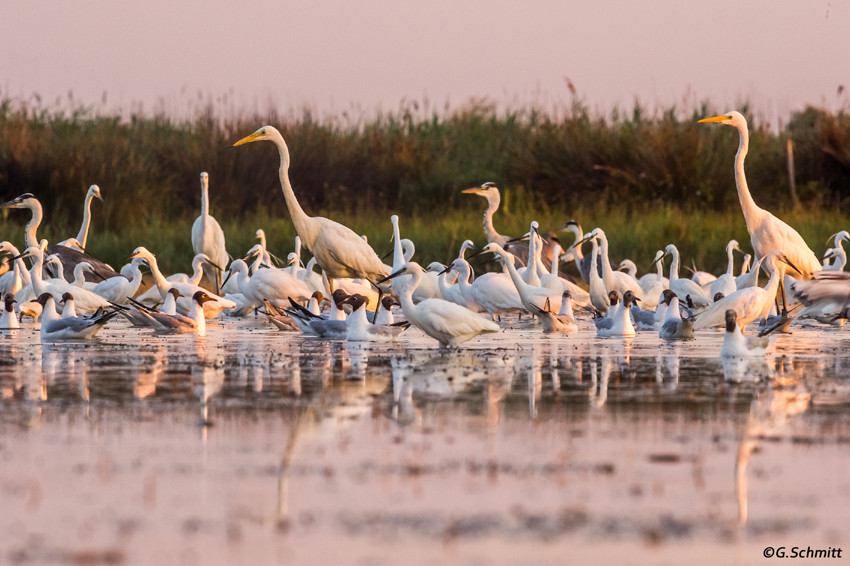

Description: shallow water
[2,317,850,565]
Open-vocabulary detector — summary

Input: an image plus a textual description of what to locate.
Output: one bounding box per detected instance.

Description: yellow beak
[233,131,262,147]
[698,115,731,123]
[461,187,483,194]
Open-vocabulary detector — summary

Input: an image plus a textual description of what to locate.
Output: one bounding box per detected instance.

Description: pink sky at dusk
[2,0,847,124]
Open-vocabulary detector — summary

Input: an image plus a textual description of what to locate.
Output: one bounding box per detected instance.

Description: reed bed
[1,95,848,276]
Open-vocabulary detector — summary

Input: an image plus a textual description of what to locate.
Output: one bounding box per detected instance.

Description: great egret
[694,250,795,332]
[35,293,117,342]
[378,262,499,348]
[233,126,388,284]
[699,111,821,278]
[59,185,102,249]
[0,193,121,282]
[1,294,19,329]
[191,172,228,294]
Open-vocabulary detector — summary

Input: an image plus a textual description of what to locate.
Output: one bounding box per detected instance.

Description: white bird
[659,244,712,307]
[135,253,218,305]
[1,193,121,282]
[222,258,313,312]
[791,270,850,323]
[129,247,235,318]
[709,240,744,299]
[469,268,525,321]
[1,294,19,330]
[378,262,499,348]
[579,228,643,302]
[59,184,103,249]
[721,309,775,357]
[233,127,388,284]
[389,215,439,301]
[191,172,229,294]
[461,182,528,266]
[637,250,669,310]
[35,293,118,342]
[699,111,821,278]
[694,250,794,332]
[478,243,562,316]
[822,231,849,271]
[15,246,112,315]
[0,241,31,297]
[596,290,638,338]
[91,257,146,304]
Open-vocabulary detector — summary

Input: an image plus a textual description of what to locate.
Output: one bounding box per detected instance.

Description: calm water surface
[1,317,849,565]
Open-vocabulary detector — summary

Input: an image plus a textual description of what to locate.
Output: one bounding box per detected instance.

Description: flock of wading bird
[1,111,849,356]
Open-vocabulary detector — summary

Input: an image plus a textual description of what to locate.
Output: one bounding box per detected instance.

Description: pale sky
[1,0,847,124]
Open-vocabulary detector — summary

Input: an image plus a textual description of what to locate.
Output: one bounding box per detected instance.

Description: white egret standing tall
[191,172,228,295]
[233,126,388,285]
[699,111,820,278]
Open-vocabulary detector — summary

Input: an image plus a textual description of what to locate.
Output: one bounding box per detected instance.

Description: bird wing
[792,271,850,306]
[312,220,388,281]
[693,287,762,329]
[415,299,498,340]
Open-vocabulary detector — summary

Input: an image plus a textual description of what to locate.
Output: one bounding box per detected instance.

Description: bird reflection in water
[733,357,811,525]
[655,343,681,390]
[191,340,226,436]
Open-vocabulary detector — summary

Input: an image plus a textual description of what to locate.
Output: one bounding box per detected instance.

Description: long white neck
[733,122,764,231]
[397,269,421,321]
[668,247,681,282]
[24,201,43,249]
[391,217,404,270]
[289,236,302,277]
[28,251,46,296]
[550,246,562,277]
[272,132,318,251]
[145,255,171,293]
[725,244,737,277]
[75,190,96,247]
[495,248,530,297]
[189,256,205,285]
[597,233,617,289]
[72,264,88,287]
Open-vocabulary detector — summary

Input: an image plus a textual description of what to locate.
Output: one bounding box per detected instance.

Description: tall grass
[1,95,848,276]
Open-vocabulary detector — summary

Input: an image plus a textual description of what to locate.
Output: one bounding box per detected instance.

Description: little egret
[378,262,499,348]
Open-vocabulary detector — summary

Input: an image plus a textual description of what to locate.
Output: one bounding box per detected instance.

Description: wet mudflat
[1,317,850,565]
